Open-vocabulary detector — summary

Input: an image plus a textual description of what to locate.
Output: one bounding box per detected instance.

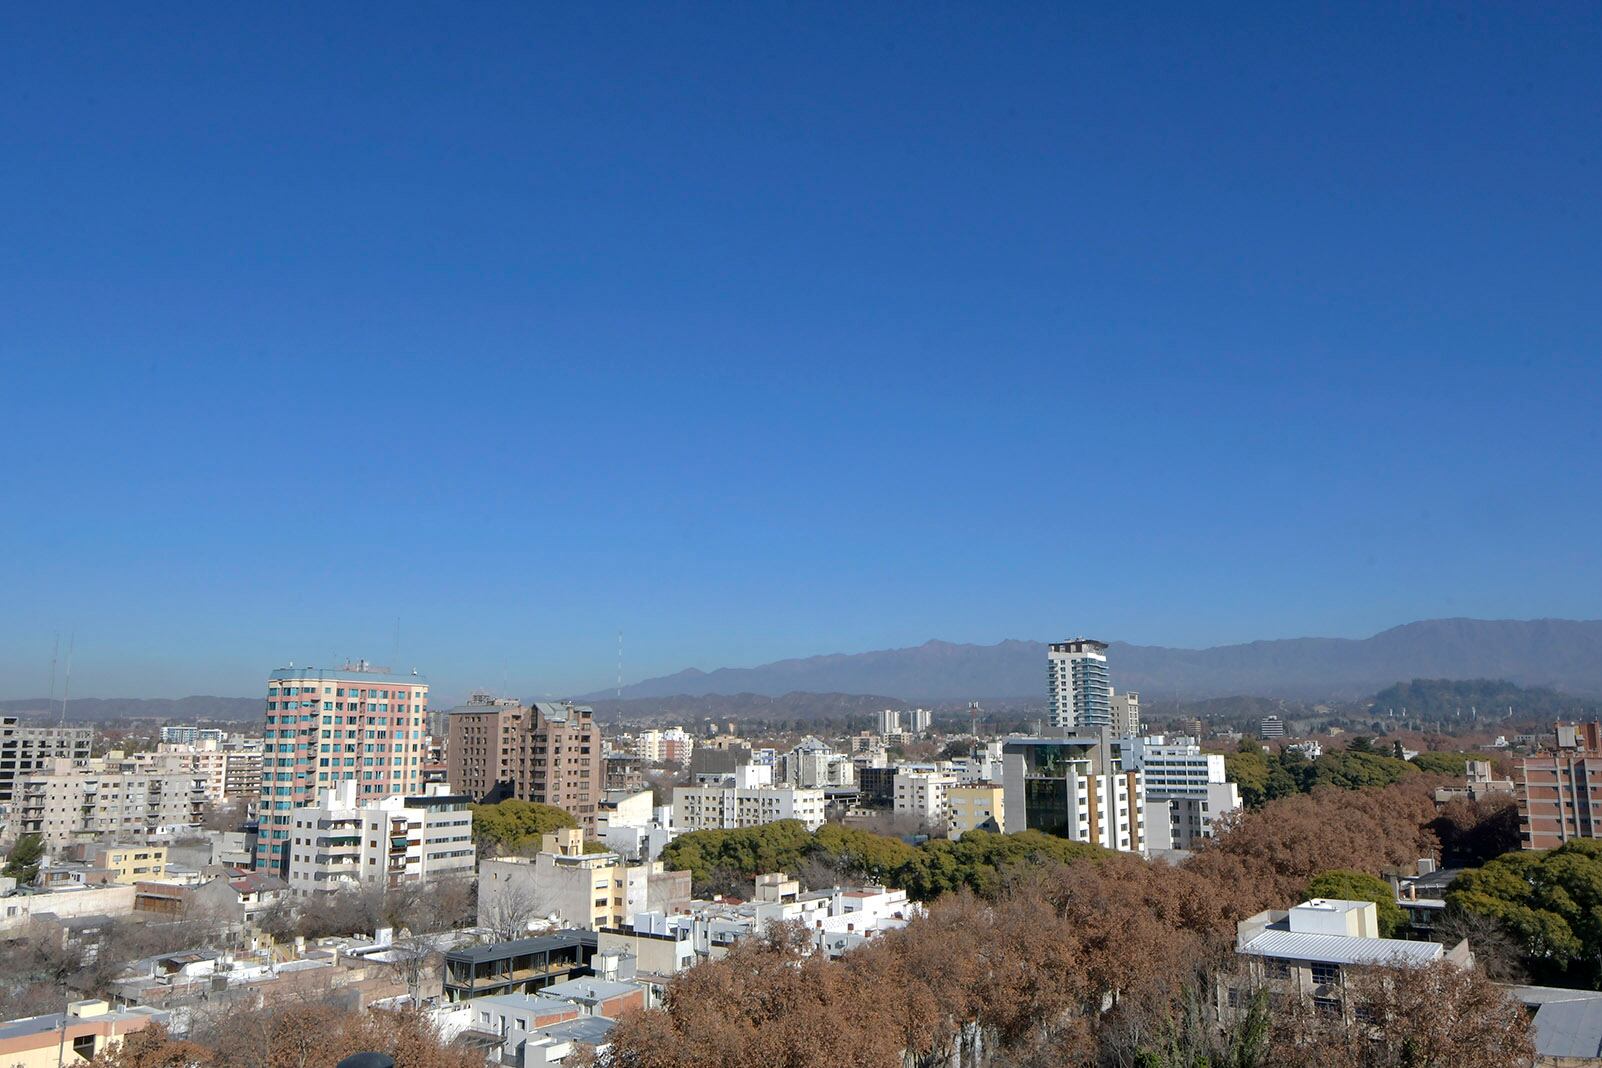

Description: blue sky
[3,5,1600,701]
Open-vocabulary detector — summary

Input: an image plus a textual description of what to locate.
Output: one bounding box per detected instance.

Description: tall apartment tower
[1048,639,1112,731]
[255,661,429,876]
[1518,722,1602,849]
[445,697,604,832]
[1109,688,1141,738]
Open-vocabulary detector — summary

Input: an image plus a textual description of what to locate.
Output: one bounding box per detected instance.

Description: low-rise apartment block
[946,784,1004,836]
[894,770,958,827]
[285,780,474,895]
[477,828,691,932]
[1123,735,1241,849]
[14,756,205,845]
[1224,898,1472,1024]
[673,764,825,832]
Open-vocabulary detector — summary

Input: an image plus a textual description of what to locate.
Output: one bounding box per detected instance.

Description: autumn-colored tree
[1264,960,1533,1068]
[91,1023,212,1068]
[1431,793,1521,867]
[1186,780,1439,914]
[209,1003,481,1068]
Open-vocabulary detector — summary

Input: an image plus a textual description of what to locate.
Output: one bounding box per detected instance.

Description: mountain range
[581,618,1602,702]
[0,695,262,722]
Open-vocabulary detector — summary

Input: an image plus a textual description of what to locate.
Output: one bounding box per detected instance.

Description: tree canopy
[470,799,578,855]
[1226,744,1418,807]
[1371,677,1595,722]
[659,821,1104,902]
[1448,838,1602,987]
[2,833,44,885]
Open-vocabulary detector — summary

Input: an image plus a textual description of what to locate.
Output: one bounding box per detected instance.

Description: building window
[1311,962,1340,986]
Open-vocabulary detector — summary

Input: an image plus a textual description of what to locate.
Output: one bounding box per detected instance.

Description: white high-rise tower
[1047,638,1111,731]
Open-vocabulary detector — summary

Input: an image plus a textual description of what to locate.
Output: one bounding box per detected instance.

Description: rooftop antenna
[59,631,75,727]
[47,633,59,717]
[393,617,401,668]
[617,630,623,698]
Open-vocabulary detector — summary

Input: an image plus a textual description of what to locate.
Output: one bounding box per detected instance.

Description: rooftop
[540,978,641,1003]
[1530,996,1602,1060]
[445,930,597,964]
[1239,930,1444,967]
[269,663,426,685]
[535,1016,616,1046]
[0,1006,165,1042]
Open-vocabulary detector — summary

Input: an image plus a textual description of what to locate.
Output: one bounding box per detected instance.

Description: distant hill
[0,695,262,723]
[582,691,912,725]
[1367,678,1600,721]
[585,619,1602,702]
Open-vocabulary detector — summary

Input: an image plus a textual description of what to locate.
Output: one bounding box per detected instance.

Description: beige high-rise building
[1109,688,1141,738]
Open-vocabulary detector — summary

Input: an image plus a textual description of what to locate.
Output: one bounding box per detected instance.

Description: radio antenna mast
[47,634,59,715]
[617,630,623,698]
[59,631,75,727]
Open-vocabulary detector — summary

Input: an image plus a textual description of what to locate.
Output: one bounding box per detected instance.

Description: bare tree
[478,877,547,941]
[385,935,445,1005]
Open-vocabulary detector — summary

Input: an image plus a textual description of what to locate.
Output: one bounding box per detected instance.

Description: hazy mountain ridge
[582,691,913,724]
[587,618,1602,701]
[0,695,263,722]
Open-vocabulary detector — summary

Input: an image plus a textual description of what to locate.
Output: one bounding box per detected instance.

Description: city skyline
[6,6,1601,700]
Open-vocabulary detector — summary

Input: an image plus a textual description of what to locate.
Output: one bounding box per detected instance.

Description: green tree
[1409,751,1471,776]
[2,834,44,885]
[470,800,577,856]
[1304,868,1407,936]
[1447,838,1602,986]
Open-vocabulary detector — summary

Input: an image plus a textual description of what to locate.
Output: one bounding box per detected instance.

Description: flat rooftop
[540,978,641,1003]
[446,930,597,964]
[536,1016,615,1045]
[269,666,426,685]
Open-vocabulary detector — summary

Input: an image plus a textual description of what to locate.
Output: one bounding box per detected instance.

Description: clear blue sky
[3,5,1600,701]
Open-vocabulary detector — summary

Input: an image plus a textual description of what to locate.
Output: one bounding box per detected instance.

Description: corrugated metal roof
[1532,998,1602,1059]
[1240,930,1443,966]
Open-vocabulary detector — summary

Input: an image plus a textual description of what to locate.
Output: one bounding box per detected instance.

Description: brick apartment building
[1517,721,1602,849]
[446,695,604,831]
